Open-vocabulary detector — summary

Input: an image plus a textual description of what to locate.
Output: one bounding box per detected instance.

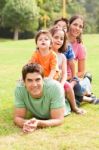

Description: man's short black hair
[22,63,44,81]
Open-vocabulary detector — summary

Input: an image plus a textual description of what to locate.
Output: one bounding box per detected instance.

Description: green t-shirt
[14,78,71,119]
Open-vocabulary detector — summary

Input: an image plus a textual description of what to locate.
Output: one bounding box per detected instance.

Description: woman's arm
[77,59,86,78]
[68,59,76,79]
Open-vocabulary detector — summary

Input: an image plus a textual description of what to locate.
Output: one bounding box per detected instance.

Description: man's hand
[23,118,39,133]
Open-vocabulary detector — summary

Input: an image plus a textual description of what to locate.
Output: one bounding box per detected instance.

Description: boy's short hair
[35,30,52,44]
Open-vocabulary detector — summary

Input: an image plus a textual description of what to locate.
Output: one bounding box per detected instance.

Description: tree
[2,0,39,40]
[76,0,99,33]
[0,0,6,25]
[0,0,6,11]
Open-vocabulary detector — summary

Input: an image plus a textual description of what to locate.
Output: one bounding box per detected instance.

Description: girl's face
[69,18,84,38]
[52,30,64,51]
[37,33,51,50]
[55,21,67,32]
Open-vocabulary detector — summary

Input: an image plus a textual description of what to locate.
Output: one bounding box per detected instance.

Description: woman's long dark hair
[69,15,84,43]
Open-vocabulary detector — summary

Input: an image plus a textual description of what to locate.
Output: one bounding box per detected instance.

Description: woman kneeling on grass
[68,15,99,105]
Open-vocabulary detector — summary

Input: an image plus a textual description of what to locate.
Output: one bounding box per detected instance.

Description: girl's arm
[60,55,67,86]
[49,51,58,79]
[49,69,56,79]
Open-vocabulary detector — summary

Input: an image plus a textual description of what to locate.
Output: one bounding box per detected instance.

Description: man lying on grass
[14,63,71,133]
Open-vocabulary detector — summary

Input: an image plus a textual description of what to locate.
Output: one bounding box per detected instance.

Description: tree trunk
[14,27,19,40]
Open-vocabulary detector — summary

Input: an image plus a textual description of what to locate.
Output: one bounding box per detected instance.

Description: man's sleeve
[50,82,65,109]
[14,86,26,108]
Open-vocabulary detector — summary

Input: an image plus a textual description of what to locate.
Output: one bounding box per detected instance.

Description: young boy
[28,30,58,79]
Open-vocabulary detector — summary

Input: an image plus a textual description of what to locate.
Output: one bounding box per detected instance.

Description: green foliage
[2,0,39,31]
[37,0,99,33]
[1,0,39,39]
[76,0,99,33]
[37,0,54,28]
[0,0,99,37]
[0,0,7,25]
[0,0,6,10]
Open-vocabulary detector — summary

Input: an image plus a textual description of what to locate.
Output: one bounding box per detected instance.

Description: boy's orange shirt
[29,50,58,77]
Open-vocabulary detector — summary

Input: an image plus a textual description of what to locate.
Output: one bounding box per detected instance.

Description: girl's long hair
[49,27,67,53]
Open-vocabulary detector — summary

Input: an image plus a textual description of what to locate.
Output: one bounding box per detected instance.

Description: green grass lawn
[0,35,99,150]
